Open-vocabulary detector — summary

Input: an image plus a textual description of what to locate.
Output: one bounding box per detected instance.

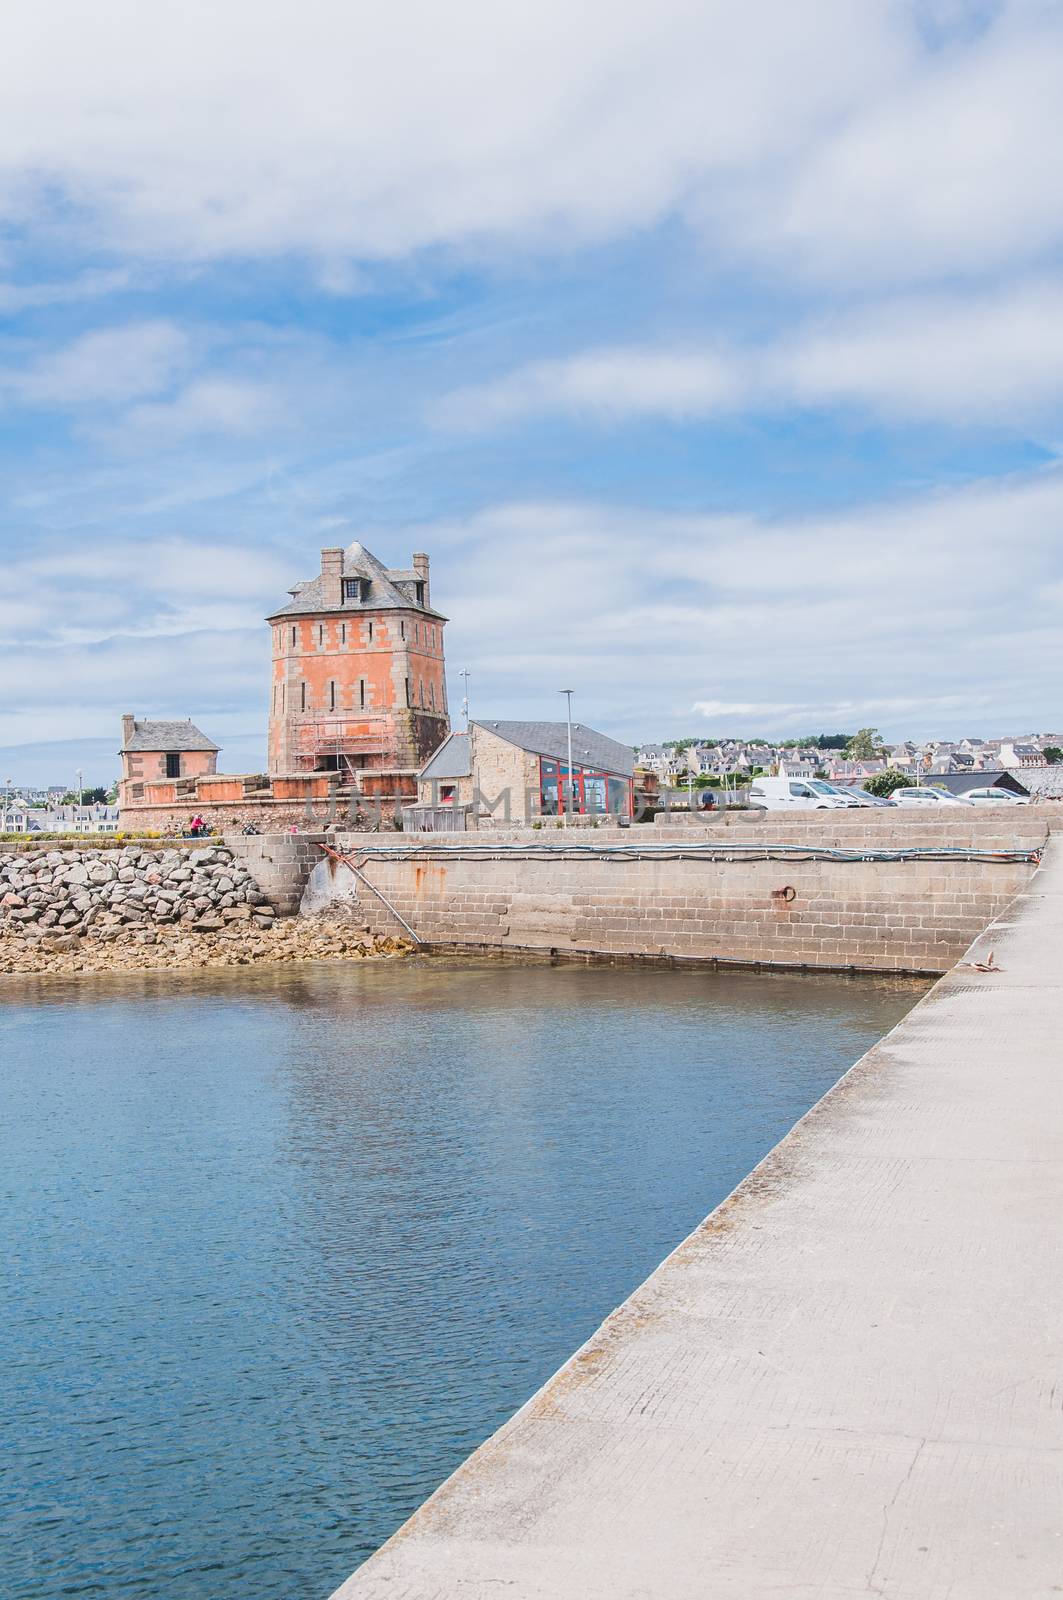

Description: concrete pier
[330,838,1063,1599]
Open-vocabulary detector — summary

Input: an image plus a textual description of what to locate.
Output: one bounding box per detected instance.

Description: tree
[61,786,108,804]
[863,768,909,798]
[1043,746,1063,765]
[844,727,885,760]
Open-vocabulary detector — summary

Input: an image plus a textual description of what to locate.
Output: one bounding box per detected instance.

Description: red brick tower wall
[266,549,449,778]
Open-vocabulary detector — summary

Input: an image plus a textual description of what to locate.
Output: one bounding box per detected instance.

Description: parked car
[891,787,974,808]
[959,786,1031,806]
[803,780,865,807]
[846,787,897,807]
[748,778,860,811]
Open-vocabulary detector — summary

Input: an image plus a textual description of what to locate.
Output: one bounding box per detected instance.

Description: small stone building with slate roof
[266,542,449,789]
[415,719,634,824]
[1004,765,1063,800]
[118,715,219,806]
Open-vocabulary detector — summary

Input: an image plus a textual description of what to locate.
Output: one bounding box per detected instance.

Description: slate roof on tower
[268,540,446,620]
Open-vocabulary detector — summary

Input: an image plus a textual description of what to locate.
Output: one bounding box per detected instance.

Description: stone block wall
[296,812,1052,973]
[230,832,332,916]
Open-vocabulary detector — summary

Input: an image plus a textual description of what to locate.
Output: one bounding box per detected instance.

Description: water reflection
[1,959,926,1600]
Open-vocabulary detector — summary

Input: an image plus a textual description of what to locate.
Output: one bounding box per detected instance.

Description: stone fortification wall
[0,841,276,942]
[295,811,1053,973]
[115,796,397,835]
[230,832,337,916]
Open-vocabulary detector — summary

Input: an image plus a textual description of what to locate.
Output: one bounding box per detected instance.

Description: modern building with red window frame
[416,720,634,825]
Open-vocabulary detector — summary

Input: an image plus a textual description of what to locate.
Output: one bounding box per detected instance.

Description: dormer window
[415,580,425,605]
[343,577,366,602]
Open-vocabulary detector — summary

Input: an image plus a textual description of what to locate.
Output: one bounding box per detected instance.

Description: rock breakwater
[1,842,271,937]
[0,843,412,976]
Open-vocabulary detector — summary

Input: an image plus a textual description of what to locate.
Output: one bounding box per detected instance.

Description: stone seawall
[295,812,1053,974]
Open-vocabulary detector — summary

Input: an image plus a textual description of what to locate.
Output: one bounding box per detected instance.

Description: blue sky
[3,0,1063,785]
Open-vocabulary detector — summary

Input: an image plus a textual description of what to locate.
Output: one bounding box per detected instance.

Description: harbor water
[1,958,924,1599]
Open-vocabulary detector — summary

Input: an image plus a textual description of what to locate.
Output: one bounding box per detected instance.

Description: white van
[748,777,861,811]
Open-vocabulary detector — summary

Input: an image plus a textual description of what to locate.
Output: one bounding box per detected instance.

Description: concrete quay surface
[330,838,1063,1600]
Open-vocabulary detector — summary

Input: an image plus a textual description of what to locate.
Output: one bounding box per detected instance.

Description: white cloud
[776,280,1063,421]
[728,5,1063,285]
[0,2,1056,291]
[405,469,1063,738]
[439,347,740,429]
[119,378,283,442]
[11,320,188,407]
[0,0,914,269]
[437,279,1063,430]
[0,266,134,312]
[0,321,290,442]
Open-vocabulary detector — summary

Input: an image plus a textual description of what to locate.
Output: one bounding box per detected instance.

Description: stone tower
[266,542,449,783]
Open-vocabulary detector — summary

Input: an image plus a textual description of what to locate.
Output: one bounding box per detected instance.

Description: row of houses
[1,802,121,836]
[636,733,1063,785]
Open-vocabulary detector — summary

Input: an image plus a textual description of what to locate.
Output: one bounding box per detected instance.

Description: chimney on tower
[320,547,344,609]
[121,713,136,747]
[412,551,430,606]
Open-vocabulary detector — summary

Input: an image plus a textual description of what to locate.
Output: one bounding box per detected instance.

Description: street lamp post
[459,667,471,731]
[559,689,574,827]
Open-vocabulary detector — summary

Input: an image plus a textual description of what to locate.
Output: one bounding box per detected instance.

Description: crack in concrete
[866,1439,927,1596]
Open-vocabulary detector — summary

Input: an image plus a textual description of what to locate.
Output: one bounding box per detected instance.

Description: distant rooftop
[474,720,634,776]
[420,732,472,781]
[120,719,219,754]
